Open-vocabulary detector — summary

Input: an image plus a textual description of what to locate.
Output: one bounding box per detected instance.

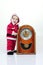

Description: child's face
[12,15,18,24]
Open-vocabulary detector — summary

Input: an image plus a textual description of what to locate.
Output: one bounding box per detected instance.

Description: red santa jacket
[7,22,19,40]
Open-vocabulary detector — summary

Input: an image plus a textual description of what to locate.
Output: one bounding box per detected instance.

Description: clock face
[20,28,32,40]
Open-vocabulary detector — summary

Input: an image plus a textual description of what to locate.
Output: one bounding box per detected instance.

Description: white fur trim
[7,37,17,40]
[7,50,14,52]
[12,28,15,29]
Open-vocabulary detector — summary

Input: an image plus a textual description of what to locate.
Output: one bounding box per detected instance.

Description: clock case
[17,25,36,54]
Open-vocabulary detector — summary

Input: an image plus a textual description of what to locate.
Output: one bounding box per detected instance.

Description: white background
[0,0,43,65]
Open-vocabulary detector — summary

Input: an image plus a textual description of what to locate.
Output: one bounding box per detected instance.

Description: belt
[7,34,17,38]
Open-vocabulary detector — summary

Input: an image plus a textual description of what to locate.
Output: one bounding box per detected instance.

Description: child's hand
[12,31,17,35]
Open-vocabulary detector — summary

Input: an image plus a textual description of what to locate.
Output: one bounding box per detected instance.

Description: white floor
[0,36,43,65]
[0,53,43,65]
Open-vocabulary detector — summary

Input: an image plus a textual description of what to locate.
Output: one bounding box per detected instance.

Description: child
[7,14,19,55]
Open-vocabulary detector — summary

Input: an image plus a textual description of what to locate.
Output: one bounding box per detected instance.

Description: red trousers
[7,39,16,51]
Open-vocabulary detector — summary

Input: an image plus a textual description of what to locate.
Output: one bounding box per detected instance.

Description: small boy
[7,14,19,55]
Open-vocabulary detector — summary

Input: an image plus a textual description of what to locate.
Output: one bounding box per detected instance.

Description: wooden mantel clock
[17,25,36,54]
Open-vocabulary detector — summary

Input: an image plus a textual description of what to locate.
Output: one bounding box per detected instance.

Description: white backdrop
[0,0,43,65]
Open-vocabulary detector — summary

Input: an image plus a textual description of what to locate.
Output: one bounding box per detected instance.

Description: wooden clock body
[17,25,36,54]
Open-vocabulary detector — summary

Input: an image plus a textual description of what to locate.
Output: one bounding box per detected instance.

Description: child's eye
[16,19,18,20]
[13,18,15,19]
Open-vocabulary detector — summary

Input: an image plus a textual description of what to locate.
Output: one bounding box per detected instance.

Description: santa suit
[7,22,19,52]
